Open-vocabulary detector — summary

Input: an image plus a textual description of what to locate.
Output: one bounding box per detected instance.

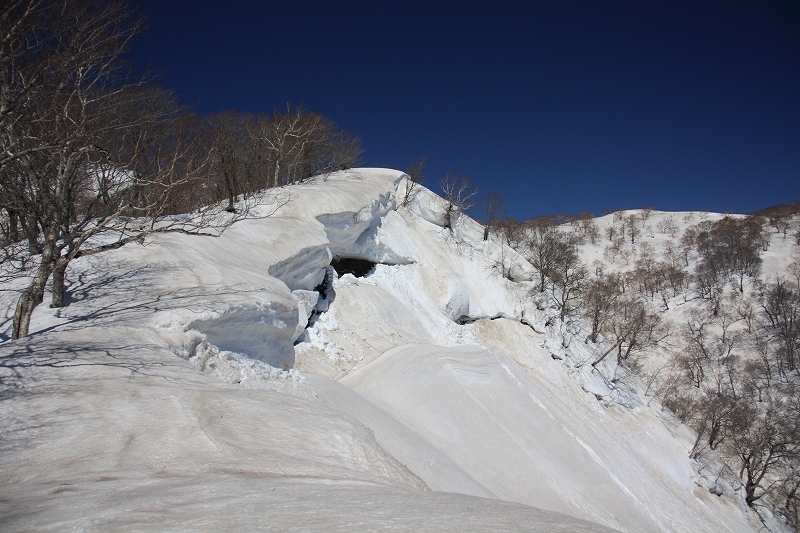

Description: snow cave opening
[331,256,378,278]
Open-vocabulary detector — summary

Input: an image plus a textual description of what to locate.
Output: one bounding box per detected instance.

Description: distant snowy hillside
[564,208,800,530]
[0,169,786,532]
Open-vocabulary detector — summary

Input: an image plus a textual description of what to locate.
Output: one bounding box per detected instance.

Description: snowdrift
[0,169,774,532]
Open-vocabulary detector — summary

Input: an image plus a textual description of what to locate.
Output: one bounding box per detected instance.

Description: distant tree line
[206,106,362,211]
[0,0,362,339]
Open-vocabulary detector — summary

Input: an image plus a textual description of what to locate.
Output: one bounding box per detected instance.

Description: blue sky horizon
[128,0,799,220]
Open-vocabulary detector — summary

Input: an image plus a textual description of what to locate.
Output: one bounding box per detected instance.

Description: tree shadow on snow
[0,335,186,401]
[1,258,269,340]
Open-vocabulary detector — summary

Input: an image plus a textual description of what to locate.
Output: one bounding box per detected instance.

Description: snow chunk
[268,244,331,291]
[442,275,470,321]
[404,184,449,227]
[316,192,395,254]
[187,300,299,369]
[291,289,320,342]
[188,340,310,395]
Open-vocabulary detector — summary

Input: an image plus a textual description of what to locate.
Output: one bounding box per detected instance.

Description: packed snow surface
[0,169,775,531]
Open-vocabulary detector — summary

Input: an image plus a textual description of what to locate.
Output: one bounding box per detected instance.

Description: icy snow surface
[0,169,773,531]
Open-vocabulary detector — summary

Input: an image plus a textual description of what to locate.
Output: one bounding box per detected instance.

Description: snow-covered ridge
[0,169,782,532]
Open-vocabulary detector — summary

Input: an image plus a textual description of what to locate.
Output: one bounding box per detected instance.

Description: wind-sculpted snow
[0,169,776,531]
[316,192,394,253]
[3,474,619,532]
[340,344,673,532]
[0,331,440,532]
[267,244,332,292]
[315,194,415,266]
[305,373,498,498]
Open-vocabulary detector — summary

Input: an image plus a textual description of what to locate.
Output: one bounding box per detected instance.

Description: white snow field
[0,169,776,531]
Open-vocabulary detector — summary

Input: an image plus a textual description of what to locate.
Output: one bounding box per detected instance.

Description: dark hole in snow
[314,267,335,300]
[331,257,377,278]
[456,314,505,325]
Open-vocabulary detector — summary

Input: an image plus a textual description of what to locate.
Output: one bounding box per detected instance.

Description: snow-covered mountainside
[0,169,783,532]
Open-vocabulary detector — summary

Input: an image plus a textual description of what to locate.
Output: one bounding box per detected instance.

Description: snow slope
[0,169,777,531]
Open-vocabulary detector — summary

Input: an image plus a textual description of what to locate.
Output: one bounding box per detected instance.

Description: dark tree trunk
[223,170,236,213]
[26,231,39,255]
[50,258,68,308]
[12,224,58,338]
[8,209,20,242]
[12,252,54,339]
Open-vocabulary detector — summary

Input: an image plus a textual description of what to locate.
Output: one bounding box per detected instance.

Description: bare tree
[742,332,776,402]
[695,262,726,316]
[1,0,149,337]
[776,465,800,530]
[523,217,564,293]
[0,1,288,339]
[760,277,800,374]
[723,392,800,507]
[206,111,255,212]
[496,217,526,249]
[513,216,587,319]
[683,387,740,455]
[490,217,527,280]
[790,261,800,289]
[694,216,767,293]
[438,173,477,229]
[678,226,697,267]
[657,215,679,238]
[249,104,362,188]
[577,211,600,244]
[549,235,586,320]
[482,191,505,241]
[674,309,741,389]
[590,295,667,369]
[324,127,364,175]
[401,156,426,207]
[580,273,622,343]
[625,214,641,244]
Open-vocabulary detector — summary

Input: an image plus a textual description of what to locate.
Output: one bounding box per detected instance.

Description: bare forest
[489,205,800,529]
[0,0,362,339]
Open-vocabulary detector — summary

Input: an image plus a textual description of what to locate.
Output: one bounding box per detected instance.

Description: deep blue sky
[128,0,800,220]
